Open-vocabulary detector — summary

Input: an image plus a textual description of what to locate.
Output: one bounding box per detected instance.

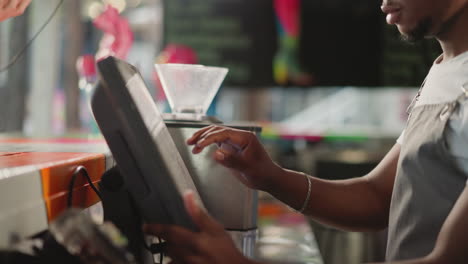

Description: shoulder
[416,52,468,107]
[396,130,405,145]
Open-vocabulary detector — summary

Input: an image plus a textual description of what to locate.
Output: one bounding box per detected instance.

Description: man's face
[381,0,466,41]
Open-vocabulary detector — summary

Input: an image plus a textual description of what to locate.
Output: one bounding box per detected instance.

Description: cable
[149,238,165,264]
[141,234,166,264]
[0,0,65,73]
[67,166,102,208]
[150,239,165,264]
[69,166,165,263]
[157,237,164,264]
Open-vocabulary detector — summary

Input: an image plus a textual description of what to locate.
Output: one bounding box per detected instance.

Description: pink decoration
[93,5,134,60]
[156,44,198,64]
[274,0,300,36]
[76,55,96,80]
[153,44,198,101]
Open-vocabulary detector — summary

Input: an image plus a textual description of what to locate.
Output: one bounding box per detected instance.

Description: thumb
[183,191,222,234]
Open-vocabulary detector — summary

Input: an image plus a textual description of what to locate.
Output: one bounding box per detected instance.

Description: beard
[400,6,464,43]
[400,18,433,43]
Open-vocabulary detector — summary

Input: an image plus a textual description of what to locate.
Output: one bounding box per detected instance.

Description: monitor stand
[99,167,157,264]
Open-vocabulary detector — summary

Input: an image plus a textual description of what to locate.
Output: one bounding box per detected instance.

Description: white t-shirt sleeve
[396,130,405,145]
[446,100,468,185]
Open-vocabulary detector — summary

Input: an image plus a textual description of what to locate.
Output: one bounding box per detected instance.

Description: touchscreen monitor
[91,56,203,230]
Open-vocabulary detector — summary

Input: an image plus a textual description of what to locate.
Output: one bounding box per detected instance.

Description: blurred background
[0,0,442,263]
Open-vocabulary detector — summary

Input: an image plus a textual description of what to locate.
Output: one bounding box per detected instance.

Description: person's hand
[186,125,283,191]
[144,192,252,264]
[0,0,31,21]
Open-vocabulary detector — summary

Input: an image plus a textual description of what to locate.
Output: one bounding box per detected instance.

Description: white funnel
[155,63,228,118]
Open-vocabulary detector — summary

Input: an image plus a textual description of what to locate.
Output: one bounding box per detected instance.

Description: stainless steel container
[166,121,260,256]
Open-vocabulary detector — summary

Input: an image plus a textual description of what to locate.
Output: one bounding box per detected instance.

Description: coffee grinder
[155,64,260,257]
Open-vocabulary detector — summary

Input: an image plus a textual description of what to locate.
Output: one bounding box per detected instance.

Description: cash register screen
[92,56,202,230]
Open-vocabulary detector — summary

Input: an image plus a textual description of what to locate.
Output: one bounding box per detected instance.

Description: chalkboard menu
[163,0,442,87]
[300,0,441,87]
[299,0,383,86]
[163,0,277,86]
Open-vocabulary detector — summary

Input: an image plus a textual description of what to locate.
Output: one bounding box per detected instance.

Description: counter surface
[0,137,113,248]
[0,137,324,264]
[256,198,324,264]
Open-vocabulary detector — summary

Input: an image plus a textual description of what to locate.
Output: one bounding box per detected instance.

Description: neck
[436,4,468,61]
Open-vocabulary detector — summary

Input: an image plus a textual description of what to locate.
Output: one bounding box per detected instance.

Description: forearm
[266,167,389,232]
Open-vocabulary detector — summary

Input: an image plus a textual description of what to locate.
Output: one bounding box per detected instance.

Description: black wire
[158,237,164,264]
[68,166,165,263]
[67,165,102,208]
[141,236,165,264]
[0,0,65,73]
